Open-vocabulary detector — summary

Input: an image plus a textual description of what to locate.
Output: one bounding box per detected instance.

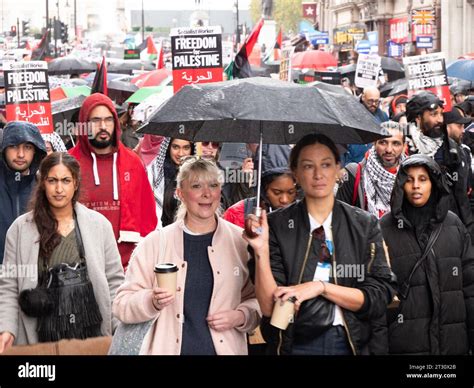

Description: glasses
[180,155,217,164]
[365,99,380,106]
[312,226,331,263]
[201,142,220,149]
[89,116,114,125]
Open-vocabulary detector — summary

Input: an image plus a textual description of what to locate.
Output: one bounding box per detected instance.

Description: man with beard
[337,121,405,218]
[406,91,474,236]
[69,93,157,269]
[0,121,46,263]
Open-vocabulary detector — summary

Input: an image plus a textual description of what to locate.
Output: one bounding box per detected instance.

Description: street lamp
[234,0,240,51]
[141,0,145,42]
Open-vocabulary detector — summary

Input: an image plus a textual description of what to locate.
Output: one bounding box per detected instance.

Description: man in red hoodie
[70,93,157,269]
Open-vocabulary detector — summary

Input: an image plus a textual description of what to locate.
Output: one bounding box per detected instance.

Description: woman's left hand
[207,310,245,332]
[274,282,325,312]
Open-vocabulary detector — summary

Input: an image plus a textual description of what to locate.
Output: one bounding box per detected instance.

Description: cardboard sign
[4,61,53,133]
[403,53,452,111]
[355,54,381,88]
[170,26,223,93]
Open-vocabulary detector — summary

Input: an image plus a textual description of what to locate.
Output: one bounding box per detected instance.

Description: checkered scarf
[364,147,402,218]
[41,132,67,152]
[407,123,443,158]
[150,137,170,214]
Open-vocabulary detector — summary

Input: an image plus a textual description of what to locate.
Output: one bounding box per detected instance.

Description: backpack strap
[345,163,363,207]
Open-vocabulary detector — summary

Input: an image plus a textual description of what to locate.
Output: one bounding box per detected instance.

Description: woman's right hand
[242,209,270,256]
[0,332,15,354]
[151,287,175,311]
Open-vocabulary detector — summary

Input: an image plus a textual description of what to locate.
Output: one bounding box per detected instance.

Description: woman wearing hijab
[381,154,474,355]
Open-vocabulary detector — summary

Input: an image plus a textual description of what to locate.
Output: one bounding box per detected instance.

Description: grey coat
[0,203,125,345]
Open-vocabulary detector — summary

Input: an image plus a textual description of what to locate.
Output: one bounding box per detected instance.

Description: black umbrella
[379,78,408,97]
[380,57,404,73]
[52,95,87,126]
[338,58,405,81]
[108,79,140,104]
[307,81,348,95]
[108,61,155,74]
[139,77,389,212]
[139,77,387,145]
[48,56,98,75]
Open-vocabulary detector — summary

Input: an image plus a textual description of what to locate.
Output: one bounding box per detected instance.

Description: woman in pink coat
[113,156,260,355]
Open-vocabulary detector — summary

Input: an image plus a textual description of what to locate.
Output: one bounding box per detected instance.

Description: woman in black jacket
[381,154,474,355]
[244,134,396,355]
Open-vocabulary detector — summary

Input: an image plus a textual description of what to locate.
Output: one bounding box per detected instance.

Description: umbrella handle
[244,206,262,239]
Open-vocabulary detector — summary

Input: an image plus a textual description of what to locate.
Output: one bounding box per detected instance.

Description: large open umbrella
[379,78,408,97]
[126,86,165,104]
[52,95,87,126]
[48,56,97,75]
[291,50,337,70]
[108,60,155,74]
[50,85,91,102]
[131,68,172,88]
[447,59,474,82]
[139,77,389,213]
[139,77,386,144]
[108,79,139,104]
[338,57,405,82]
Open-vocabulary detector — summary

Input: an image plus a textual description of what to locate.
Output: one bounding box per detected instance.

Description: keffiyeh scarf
[407,123,443,158]
[364,147,403,218]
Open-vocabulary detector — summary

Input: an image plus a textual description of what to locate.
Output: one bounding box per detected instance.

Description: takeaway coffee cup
[154,263,179,296]
[270,297,297,330]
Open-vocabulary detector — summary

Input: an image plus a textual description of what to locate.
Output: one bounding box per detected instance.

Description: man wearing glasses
[343,87,389,166]
[69,93,157,270]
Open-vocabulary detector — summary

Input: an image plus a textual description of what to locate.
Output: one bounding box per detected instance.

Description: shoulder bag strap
[398,224,443,299]
[74,212,86,261]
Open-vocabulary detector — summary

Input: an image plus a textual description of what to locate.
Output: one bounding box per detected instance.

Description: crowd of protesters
[0,76,474,356]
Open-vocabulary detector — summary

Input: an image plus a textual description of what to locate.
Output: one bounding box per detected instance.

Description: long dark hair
[30,152,81,261]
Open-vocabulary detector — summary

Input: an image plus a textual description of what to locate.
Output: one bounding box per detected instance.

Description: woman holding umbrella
[244,133,396,355]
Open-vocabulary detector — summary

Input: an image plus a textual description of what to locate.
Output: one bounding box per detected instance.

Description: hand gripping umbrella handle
[244,206,262,239]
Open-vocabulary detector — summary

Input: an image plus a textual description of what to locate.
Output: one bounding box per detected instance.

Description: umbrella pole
[255,125,263,215]
[69,132,76,147]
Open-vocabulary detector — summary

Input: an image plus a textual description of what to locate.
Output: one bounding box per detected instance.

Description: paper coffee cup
[270,297,296,330]
[154,263,178,296]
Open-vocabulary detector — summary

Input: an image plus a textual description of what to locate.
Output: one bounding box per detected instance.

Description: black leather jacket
[256,199,396,355]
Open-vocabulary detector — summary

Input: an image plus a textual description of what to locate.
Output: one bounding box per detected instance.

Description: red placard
[4,61,53,134]
[172,68,223,93]
[389,17,409,44]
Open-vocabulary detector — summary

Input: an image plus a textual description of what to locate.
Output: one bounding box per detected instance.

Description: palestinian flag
[138,36,158,61]
[156,42,164,69]
[264,28,282,63]
[91,56,108,96]
[31,29,50,61]
[226,18,264,79]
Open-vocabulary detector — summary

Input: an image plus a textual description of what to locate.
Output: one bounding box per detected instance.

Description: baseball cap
[444,107,472,125]
[406,91,444,122]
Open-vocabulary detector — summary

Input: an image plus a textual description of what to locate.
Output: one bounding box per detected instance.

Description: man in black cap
[406,91,474,236]
[445,106,472,145]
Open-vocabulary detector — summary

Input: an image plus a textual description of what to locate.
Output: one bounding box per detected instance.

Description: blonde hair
[175,157,225,222]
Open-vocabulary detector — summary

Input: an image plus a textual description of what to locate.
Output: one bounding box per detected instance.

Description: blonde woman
[113,156,260,355]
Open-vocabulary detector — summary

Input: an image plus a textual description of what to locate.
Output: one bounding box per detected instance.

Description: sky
[125,0,250,11]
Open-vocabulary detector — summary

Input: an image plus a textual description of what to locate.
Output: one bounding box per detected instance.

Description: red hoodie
[69,93,157,269]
